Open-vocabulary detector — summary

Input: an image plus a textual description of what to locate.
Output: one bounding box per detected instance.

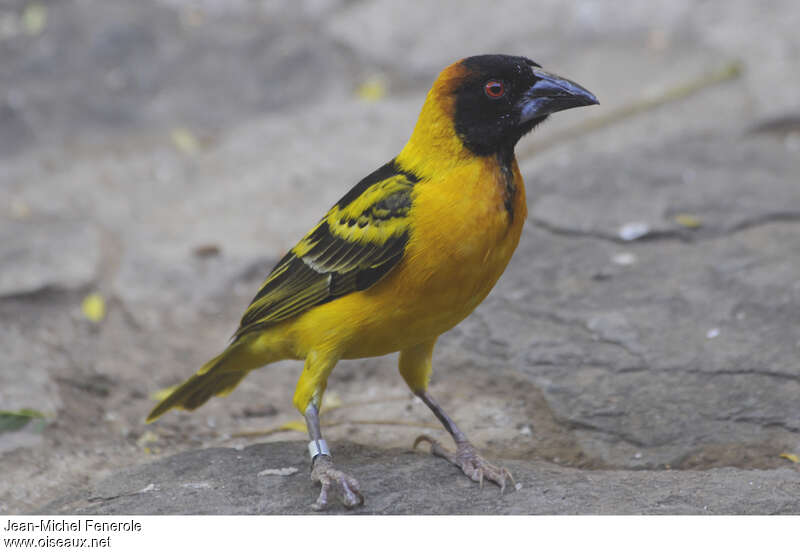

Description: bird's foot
[310,455,364,511]
[414,435,514,493]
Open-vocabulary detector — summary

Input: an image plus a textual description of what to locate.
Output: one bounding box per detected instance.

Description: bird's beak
[519,69,599,123]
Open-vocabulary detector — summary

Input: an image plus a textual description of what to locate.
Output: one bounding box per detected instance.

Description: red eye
[484,80,505,99]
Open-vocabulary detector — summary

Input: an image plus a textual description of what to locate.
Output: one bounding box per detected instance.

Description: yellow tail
[146,338,266,423]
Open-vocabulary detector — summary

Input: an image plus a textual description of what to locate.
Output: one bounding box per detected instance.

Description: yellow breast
[281,155,527,360]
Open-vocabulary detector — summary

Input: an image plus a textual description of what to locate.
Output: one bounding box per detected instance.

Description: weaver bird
[148,54,597,510]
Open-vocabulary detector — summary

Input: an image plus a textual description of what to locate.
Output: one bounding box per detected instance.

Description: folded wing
[234,160,419,338]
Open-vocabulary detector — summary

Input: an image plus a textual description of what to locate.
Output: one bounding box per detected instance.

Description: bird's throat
[496,146,518,220]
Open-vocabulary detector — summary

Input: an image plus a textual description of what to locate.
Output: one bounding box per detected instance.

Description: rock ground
[1,0,799,514]
[41,442,800,515]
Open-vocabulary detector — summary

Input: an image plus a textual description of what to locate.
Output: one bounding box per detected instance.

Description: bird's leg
[398,341,513,491]
[295,351,364,510]
[413,391,513,492]
[304,403,364,511]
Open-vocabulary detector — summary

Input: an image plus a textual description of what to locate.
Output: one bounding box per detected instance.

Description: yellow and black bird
[147,54,597,510]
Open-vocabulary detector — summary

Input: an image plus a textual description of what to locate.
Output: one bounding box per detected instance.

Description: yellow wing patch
[235,160,419,338]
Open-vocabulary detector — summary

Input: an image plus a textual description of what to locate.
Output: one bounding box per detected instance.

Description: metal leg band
[308,439,330,461]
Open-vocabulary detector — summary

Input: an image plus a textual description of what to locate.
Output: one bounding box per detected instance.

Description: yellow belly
[271,157,527,360]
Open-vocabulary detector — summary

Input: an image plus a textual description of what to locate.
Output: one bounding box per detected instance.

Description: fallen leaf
[279,420,307,433]
[10,198,31,219]
[779,453,799,463]
[356,75,387,102]
[193,244,221,258]
[22,3,47,36]
[258,467,299,477]
[136,430,159,447]
[674,214,702,228]
[0,408,46,433]
[81,292,106,323]
[170,128,200,156]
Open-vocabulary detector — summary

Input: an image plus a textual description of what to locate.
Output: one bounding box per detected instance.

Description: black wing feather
[234,160,419,338]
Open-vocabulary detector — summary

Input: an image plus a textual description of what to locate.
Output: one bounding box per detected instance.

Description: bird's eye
[484,80,505,99]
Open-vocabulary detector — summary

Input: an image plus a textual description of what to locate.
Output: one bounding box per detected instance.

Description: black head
[452,54,598,156]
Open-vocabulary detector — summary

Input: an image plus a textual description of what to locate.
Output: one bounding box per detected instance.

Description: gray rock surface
[1,0,799,515]
[0,219,100,297]
[41,441,800,515]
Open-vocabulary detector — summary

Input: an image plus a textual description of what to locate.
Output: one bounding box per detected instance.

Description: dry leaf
[81,292,106,323]
[258,467,299,477]
[0,408,46,433]
[279,420,307,433]
[136,430,158,447]
[193,244,221,258]
[10,198,31,219]
[674,214,702,228]
[171,128,200,156]
[779,452,799,463]
[356,75,387,102]
[23,3,46,36]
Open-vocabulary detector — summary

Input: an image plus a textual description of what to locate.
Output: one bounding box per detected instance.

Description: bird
[147,54,598,510]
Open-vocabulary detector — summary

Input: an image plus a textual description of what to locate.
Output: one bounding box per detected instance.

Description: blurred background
[1,0,799,513]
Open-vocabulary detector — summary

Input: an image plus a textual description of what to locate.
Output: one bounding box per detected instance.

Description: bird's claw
[414,435,514,493]
[310,455,364,511]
